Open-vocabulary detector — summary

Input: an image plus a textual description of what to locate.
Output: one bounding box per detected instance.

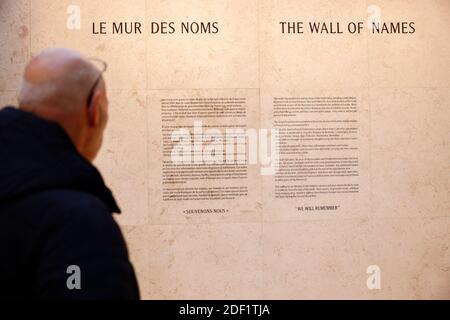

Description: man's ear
[87,89,102,128]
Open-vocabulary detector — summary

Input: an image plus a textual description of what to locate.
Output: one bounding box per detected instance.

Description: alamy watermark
[66,265,81,290]
[366,265,381,290]
[170,121,280,176]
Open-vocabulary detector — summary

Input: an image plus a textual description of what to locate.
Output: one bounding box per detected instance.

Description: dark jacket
[0,106,140,299]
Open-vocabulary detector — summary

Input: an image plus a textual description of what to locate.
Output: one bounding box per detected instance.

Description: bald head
[18,48,110,162]
[19,48,101,111]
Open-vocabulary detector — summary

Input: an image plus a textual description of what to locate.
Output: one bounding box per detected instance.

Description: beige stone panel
[366,217,450,299]
[146,0,258,89]
[95,90,148,225]
[30,0,146,91]
[147,89,262,225]
[370,87,449,218]
[0,0,30,91]
[144,223,263,299]
[368,0,450,88]
[263,219,378,299]
[121,225,150,299]
[260,0,369,90]
[263,217,450,299]
[261,87,371,221]
[0,91,18,108]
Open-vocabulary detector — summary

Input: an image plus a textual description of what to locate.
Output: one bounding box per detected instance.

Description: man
[0,48,140,299]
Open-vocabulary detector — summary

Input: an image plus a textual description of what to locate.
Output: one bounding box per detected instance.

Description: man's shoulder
[0,189,123,263]
[2,189,113,227]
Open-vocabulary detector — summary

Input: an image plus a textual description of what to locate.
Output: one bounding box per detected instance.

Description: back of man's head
[18,48,109,162]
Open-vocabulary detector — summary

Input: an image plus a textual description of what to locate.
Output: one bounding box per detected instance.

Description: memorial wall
[1,0,449,299]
